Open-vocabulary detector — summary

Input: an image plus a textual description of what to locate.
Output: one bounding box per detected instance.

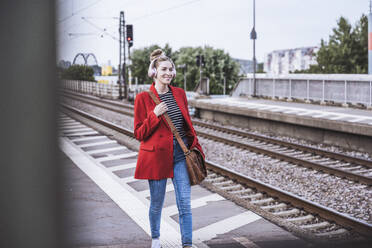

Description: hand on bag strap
[148,90,189,154]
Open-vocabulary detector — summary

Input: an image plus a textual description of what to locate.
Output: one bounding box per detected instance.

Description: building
[101,65,113,76]
[264,46,318,74]
[233,58,256,74]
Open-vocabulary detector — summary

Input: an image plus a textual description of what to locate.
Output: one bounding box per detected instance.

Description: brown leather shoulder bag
[148,90,207,185]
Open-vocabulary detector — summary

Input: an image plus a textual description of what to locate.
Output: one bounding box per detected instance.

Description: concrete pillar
[0,1,64,248]
[368,13,372,74]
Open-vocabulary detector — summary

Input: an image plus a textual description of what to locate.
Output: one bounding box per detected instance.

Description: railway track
[60,103,372,241]
[61,90,372,185]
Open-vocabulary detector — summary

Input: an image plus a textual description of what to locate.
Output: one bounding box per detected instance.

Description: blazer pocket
[140,144,155,152]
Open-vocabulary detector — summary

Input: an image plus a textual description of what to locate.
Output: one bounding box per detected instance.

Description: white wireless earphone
[147,55,177,79]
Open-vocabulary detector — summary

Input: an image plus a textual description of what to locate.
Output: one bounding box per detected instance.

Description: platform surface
[194,97,372,125]
[59,113,309,248]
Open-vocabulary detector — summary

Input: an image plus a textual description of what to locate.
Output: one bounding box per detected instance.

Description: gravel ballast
[60,97,372,224]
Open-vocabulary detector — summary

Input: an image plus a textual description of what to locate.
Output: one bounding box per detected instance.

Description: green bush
[61,65,96,81]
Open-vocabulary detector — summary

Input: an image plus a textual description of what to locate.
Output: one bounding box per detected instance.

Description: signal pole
[250,0,257,96]
[126,25,133,89]
[118,11,127,99]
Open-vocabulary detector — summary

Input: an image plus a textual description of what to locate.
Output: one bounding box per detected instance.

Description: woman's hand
[153,102,168,117]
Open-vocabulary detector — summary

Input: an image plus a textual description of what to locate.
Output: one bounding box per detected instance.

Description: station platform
[59,113,309,248]
[189,97,372,155]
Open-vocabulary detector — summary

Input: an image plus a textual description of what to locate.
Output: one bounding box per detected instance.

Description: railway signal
[126,24,133,47]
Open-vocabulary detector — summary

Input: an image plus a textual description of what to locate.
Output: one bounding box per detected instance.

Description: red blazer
[133,83,205,180]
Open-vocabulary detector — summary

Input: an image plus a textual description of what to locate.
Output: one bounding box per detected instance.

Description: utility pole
[118,11,127,100]
[118,11,124,99]
[250,0,257,96]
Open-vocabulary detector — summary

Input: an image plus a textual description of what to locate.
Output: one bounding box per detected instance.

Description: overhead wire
[57,0,103,24]
[131,0,202,22]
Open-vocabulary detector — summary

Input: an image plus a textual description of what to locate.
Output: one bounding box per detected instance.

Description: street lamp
[250,0,257,97]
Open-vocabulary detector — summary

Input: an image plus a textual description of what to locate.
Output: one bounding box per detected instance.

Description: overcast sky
[56,0,369,66]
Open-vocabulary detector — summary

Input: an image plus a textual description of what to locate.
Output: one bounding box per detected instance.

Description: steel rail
[61,90,372,168]
[60,92,372,185]
[192,120,372,169]
[60,103,372,237]
[197,130,372,185]
[205,160,372,237]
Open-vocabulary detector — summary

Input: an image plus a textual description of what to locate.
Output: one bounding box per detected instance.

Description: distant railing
[60,80,151,100]
[232,74,372,107]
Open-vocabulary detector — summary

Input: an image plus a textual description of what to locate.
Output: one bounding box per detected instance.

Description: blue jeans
[148,136,192,247]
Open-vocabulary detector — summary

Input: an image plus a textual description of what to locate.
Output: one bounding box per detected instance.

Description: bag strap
[148,90,190,155]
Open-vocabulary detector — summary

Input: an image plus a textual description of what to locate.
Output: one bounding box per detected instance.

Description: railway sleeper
[286,214,314,224]
[342,166,362,171]
[204,176,225,183]
[309,158,331,163]
[315,228,349,237]
[320,161,339,166]
[299,221,331,231]
[334,163,351,168]
[351,169,370,174]
[239,193,263,200]
[206,173,218,178]
[213,180,234,187]
[261,203,287,211]
[230,188,253,195]
[219,184,243,191]
[284,151,304,156]
[271,147,290,152]
[294,153,314,159]
[272,208,300,217]
[250,197,275,206]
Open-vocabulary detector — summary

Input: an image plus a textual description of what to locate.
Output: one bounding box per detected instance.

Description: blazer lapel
[150,83,172,131]
[170,85,189,124]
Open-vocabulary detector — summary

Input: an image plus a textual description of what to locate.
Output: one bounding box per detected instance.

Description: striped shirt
[158,89,186,139]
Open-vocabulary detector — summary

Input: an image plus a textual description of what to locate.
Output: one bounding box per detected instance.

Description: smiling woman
[133,49,205,248]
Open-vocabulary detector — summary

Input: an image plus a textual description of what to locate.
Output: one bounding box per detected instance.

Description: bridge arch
[72,53,98,66]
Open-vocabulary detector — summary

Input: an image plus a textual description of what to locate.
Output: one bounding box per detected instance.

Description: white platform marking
[70,135,107,142]
[63,128,93,133]
[62,126,92,130]
[96,152,138,162]
[200,98,372,125]
[60,138,183,247]
[193,211,261,243]
[86,146,124,155]
[109,162,137,172]
[61,125,87,130]
[138,182,175,198]
[65,131,99,136]
[347,118,368,123]
[79,140,117,148]
[163,194,225,217]
[233,237,261,248]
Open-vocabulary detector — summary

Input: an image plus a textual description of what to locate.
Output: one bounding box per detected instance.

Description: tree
[129,44,240,94]
[61,64,95,81]
[173,46,240,94]
[296,15,368,74]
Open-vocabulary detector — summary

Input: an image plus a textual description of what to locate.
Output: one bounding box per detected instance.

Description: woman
[133,49,205,248]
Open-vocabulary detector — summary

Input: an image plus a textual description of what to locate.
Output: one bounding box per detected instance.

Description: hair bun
[150,49,164,62]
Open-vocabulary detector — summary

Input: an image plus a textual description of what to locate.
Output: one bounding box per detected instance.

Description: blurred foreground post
[0,1,63,248]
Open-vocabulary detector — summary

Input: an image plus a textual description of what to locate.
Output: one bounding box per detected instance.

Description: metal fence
[60,80,151,100]
[232,74,372,107]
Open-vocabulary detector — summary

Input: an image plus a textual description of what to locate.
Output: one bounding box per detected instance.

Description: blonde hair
[148,49,177,78]
[149,49,171,68]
